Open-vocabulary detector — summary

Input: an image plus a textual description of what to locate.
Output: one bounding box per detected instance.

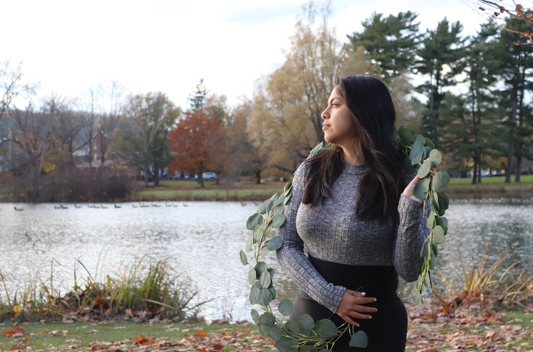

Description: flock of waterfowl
[10,203,189,211]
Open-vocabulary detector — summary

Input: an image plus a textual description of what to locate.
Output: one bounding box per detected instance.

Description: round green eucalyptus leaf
[253,224,264,241]
[411,286,422,306]
[267,268,275,280]
[398,126,413,144]
[250,309,260,324]
[436,203,446,216]
[427,210,436,228]
[275,337,292,352]
[285,320,299,335]
[411,150,423,165]
[248,268,256,285]
[249,286,260,305]
[246,233,254,252]
[430,251,436,270]
[252,281,262,290]
[437,194,446,216]
[433,226,445,244]
[268,286,277,299]
[424,146,432,159]
[246,213,263,230]
[268,325,282,341]
[267,236,283,251]
[254,262,268,277]
[259,246,269,261]
[432,171,450,192]
[274,194,285,207]
[299,346,316,352]
[415,135,426,146]
[418,160,431,178]
[257,199,274,215]
[239,250,248,266]
[424,274,431,289]
[259,311,276,325]
[258,288,273,306]
[393,128,400,142]
[402,155,413,173]
[425,137,435,149]
[432,243,439,257]
[273,204,284,215]
[438,216,448,235]
[439,192,449,210]
[413,177,430,200]
[316,319,337,338]
[349,330,369,348]
[278,298,294,316]
[299,314,315,332]
[432,190,439,207]
[283,178,293,193]
[429,149,442,167]
[258,323,269,338]
[283,194,292,205]
[409,142,422,159]
[309,142,325,157]
[259,271,271,288]
[271,213,286,228]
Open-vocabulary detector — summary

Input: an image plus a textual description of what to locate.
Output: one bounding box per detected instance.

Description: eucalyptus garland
[240,126,450,351]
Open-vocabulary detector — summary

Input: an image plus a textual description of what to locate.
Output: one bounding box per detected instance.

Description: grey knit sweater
[276,161,430,313]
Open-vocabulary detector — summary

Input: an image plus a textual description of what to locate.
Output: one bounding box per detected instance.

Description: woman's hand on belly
[335,290,377,327]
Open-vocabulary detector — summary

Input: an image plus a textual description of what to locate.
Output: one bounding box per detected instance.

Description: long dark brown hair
[302,74,404,220]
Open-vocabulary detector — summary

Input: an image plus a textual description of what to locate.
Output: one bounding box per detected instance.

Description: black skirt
[289,256,407,352]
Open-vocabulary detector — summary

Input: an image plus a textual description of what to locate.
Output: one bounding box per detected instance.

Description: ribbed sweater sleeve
[276,165,347,313]
[393,176,431,282]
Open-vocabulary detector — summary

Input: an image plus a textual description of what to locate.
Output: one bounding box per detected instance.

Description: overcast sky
[2,0,487,110]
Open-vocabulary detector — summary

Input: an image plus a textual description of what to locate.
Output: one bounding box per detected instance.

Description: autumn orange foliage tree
[168,109,228,188]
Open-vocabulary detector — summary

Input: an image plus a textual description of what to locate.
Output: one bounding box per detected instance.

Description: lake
[0,197,532,321]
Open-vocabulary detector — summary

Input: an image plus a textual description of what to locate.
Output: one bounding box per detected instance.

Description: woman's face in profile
[321,86,353,147]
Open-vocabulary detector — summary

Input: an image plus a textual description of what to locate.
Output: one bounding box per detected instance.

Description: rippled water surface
[0,199,532,321]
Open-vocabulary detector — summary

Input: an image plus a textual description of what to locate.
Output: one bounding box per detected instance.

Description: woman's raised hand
[403,168,436,204]
[335,289,377,327]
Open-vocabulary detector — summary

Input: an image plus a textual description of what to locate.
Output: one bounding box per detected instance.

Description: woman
[276,74,430,351]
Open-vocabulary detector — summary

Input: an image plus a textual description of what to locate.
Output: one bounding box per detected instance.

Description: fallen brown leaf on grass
[2,326,26,337]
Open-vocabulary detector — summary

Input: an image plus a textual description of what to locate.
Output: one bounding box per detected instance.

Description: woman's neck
[340,145,364,166]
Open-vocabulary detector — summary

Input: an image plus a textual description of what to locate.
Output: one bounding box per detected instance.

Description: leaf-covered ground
[1,304,532,351]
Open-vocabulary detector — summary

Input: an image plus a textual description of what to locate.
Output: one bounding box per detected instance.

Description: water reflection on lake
[0,198,532,321]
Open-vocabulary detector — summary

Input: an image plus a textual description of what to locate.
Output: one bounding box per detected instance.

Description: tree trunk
[472,154,477,185]
[154,167,160,187]
[144,162,149,187]
[198,161,205,188]
[515,155,522,182]
[505,98,517,184]
[255,170,261,184]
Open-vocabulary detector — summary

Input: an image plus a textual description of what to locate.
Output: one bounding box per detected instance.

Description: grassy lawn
[135,180,285,201]
[406,310,533,351]
[134,175,533,201]
[449,174,533,185]
[2,310,532,351]
[0,320,274,351]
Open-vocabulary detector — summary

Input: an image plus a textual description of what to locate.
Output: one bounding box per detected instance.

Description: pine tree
[439,23,501,184]
[187,79,209,112]
[348,11,420,81]
[494,17,533,182]
[415,18,465,144]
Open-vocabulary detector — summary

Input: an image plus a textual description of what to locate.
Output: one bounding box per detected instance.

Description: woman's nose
[321,108,329,120]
